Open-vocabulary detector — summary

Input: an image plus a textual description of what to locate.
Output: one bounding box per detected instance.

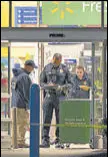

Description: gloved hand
[57,85,67,91]
[57,85,69,96]
[79,85,90,91]
[57,85,63,91]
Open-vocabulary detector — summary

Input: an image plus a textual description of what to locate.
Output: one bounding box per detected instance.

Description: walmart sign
[82,1,107,12]
[42,1,107,26]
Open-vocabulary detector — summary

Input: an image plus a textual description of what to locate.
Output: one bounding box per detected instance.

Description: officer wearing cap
[11,60,37,148]
[40,53,71,148]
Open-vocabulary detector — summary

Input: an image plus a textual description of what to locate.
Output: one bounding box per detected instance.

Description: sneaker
[50,138,60,145]
[40,140,50,148]
[55,143,62,148]
[18,144,29,148]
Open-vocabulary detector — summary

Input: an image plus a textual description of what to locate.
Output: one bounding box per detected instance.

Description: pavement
[1,147,107,157]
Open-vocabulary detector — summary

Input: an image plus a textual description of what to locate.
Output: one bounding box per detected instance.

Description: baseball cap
[24,60,38,68]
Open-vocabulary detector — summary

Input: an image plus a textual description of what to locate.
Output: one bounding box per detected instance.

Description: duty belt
[47,89,57,95]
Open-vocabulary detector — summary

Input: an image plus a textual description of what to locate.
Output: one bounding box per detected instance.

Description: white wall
[44,43,84,66]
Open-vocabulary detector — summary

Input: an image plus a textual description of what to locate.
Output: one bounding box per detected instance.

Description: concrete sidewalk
[1,148,107,157]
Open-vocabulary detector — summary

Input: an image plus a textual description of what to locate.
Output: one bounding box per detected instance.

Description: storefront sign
[49,33,65,37]
[42,1,107,26]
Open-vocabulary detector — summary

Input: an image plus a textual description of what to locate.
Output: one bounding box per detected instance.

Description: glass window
[12,1,40,27]
[1,98,10,136]
[104,1,107,27]
[1,1,9,27]
[1,1,107,28]
[1,47,8,93]
[1,98,9,119]
[1,44,11,137]
[41,1,101,27]
[94,42,104,136]
[10,42,38,83]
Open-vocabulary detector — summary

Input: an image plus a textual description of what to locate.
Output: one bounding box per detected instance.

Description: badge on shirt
[84,81,87,85]
[60,69,63,73]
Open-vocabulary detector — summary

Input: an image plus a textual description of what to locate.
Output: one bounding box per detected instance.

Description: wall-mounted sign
[42,1,107,26]
[49,33,65,38]
[64,59,77,64]
[15,7,42,27]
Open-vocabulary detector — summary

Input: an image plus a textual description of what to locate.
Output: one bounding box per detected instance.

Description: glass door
[91,40,107,149]
[1,40,11,148]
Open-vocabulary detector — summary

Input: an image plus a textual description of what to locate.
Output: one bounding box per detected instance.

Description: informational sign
[15,7,42,27]
[64,59,77,64]
[64,59,77,73]
[42,1,107,26]
[59,100,91,144]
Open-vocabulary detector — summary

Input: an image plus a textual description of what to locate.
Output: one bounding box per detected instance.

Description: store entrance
[1,40,107,148]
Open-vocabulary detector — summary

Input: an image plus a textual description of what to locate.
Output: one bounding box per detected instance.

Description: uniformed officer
[68,65,92,99]
[40,53,71,148]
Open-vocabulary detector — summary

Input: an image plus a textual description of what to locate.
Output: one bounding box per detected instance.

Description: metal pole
[37,1,40,27]
[8,46,11,135]
[9,1,12,27]
[91,42,95,148]
[12,108,17,149]
[102,40,107,121]
[8,0,12,137]
[101,1,104,28]
[30,84,40,157]
[102,40,107,149]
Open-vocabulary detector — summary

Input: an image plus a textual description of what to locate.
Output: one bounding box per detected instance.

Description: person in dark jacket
[11,60,37,148]
[69,65,92,99]
[40,53,71,148]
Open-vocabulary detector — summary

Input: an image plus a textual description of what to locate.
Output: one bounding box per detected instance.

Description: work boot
[40,139,50,148]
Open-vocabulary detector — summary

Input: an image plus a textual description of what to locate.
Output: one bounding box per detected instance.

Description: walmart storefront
[1,1,107,149]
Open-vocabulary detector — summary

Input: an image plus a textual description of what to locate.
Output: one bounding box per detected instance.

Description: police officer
[68,65,92,99]
[40,53,71,148]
